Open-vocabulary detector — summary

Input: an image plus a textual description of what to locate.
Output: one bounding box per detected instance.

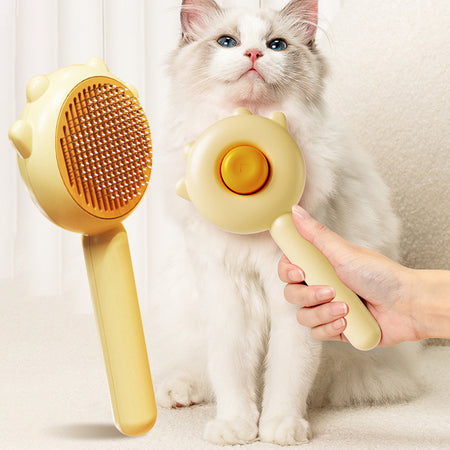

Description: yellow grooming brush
[176,108,381,351]
[9,58,156,435]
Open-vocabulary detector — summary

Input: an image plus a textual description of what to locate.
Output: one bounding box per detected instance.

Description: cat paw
[203,417,258,445]
[259,415,311,445]
[156,373,204,408]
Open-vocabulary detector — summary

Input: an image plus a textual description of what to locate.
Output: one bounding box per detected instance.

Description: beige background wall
[322,0,449,270]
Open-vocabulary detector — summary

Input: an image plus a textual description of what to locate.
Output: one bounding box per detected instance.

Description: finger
[278,255,305,283]
[310,318,348,342]
[284,284,336,307]
[296,302,348,328]
[291,205,358,268]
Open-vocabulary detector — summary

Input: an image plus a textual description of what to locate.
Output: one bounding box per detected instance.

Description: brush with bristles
[9,57,156,436]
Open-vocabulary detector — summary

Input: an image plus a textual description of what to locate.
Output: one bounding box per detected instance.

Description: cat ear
[280,0,318,45]
[181,0,222,43]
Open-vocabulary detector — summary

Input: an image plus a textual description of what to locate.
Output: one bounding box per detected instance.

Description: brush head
[9,58,152,234]
[176,108,305,234]
[56,76,152,219]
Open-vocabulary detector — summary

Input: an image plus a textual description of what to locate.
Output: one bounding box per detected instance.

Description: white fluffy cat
[149,0,421,445]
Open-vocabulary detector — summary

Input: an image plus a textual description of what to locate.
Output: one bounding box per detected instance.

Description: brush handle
[82,225,156,435]
[270,213,381,351]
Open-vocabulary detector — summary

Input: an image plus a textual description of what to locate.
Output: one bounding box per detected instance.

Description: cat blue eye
[267,39,288,51]
[217,36,238,48]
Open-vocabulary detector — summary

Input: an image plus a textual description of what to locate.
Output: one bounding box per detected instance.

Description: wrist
[409,269,450,340]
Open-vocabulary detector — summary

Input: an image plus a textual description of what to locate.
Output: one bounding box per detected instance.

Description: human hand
[278,206,425,347]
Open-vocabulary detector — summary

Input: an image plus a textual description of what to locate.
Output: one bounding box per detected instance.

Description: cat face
[174,0,326,109]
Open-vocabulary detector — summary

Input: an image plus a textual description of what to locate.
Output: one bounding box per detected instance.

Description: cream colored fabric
[1,283,449,449]
[322,0,449,270]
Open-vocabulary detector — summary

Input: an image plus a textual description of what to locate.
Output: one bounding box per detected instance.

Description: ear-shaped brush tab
[183,142,194,161]
[86,57,110,72]
[233,107,252,116]
[26,75,50,103]
[9,120,32,159]
[175,178,190,201]
[270,112,288,129]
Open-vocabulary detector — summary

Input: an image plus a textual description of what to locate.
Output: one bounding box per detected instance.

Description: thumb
[291,205,356,268]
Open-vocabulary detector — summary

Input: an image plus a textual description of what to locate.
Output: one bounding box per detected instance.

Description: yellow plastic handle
[270,213,381,351]
[82,225,157,435]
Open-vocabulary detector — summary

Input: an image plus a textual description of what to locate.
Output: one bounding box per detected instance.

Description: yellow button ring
[220,145,270,195]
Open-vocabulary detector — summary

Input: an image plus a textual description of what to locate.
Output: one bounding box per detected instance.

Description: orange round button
[220,145,270,195]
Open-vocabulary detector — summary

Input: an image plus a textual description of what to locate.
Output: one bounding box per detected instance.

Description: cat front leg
[259,267,322,445]
[151,230,211,410]
[202,266,263,445]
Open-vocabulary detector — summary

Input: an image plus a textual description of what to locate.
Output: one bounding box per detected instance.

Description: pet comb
[176,108,381,351]
[9,58,156,435]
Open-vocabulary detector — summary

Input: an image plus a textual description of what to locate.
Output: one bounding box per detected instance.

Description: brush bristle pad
[56,76,152,219]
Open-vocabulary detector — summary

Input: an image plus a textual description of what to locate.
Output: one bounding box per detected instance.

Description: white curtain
[0,0,339,311]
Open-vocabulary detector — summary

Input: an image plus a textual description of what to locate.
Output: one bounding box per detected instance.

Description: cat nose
[244,49,263,64]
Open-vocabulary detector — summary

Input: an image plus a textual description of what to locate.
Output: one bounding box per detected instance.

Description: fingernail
[316,287,336,302]
[330,302,348,317]
[288,269,304,283]
[332,318,346,331]
[292,205,309,220]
